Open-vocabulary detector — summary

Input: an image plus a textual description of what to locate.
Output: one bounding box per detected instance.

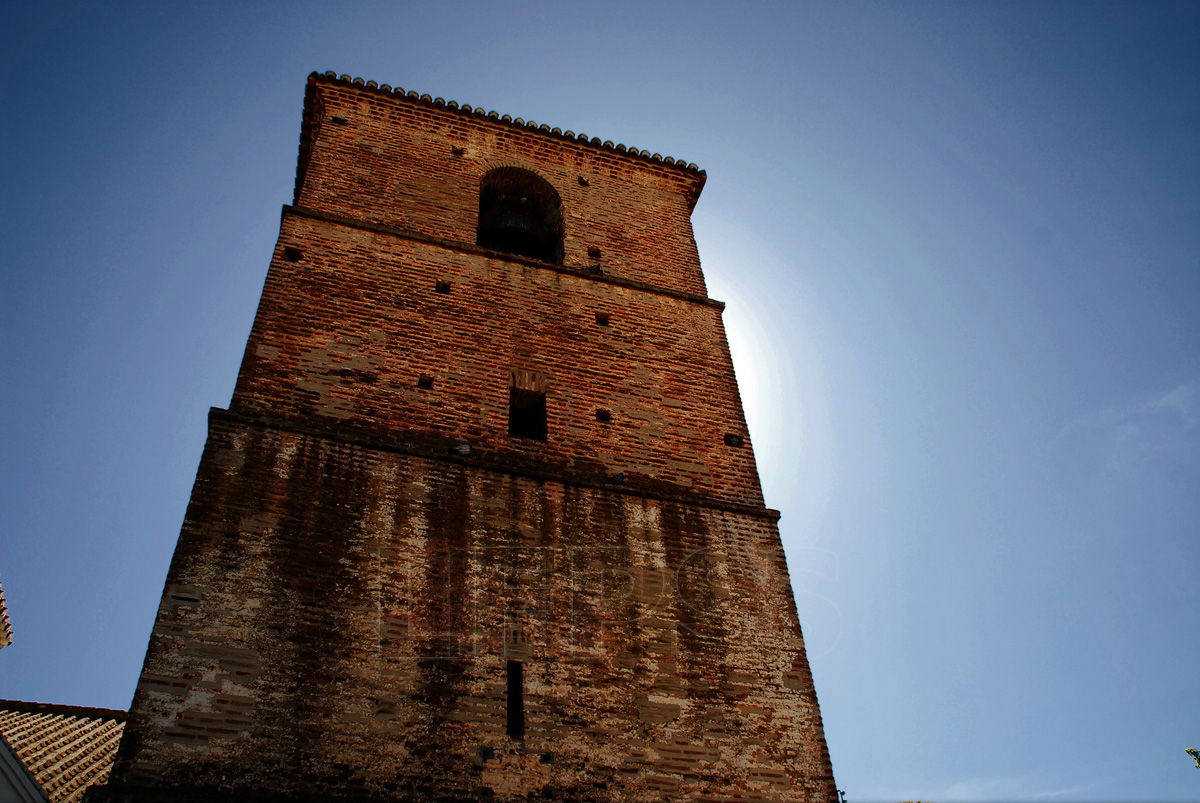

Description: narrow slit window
[508,388,547,441]
[506,660,525,739]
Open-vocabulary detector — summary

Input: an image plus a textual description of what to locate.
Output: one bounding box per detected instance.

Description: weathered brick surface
[232,209,762,507]
[105,414,833,801]
[294,80,708,298]
[96,73,836,801]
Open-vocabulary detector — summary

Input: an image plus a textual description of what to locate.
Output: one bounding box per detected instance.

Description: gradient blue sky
[3,2,1198,800]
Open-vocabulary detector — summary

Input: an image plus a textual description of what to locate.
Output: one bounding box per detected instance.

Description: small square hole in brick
[451,146,465,157]
[283,247,303,262]
[595,409,612,422]
[724,433,745,447]
[595,312,610,326]
[331,116,348,125]
[577,176,589,186]
[587,246,602,259]
[435,280,452,294]
[417,376,434,389]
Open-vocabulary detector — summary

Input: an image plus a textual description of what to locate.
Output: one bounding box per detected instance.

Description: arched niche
[476,167,564,263]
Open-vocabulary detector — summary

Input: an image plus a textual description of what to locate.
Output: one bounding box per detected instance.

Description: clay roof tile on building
[0,584,12,650]
[0,700,126,802]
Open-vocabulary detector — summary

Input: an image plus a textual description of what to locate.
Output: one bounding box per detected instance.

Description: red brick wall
[108,414,834,802]
[231,209,763,507]
[295,80,708,298]
[98,74,836,802]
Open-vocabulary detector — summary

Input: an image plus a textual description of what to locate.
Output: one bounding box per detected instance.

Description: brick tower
[95,72,836,802]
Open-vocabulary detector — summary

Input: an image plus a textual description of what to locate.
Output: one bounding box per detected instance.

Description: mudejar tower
[94,72,837,802]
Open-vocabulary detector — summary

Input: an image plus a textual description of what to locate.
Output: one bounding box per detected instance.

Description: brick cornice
[282,205,727,310]
[214,407,780,522]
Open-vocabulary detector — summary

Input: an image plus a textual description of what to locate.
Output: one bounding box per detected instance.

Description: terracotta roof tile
[0,584,12,649]
[0,701,126,802]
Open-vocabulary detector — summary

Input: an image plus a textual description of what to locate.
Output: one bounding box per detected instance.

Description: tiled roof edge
[307,71,708,180]
[0,731,47,802]
[0,700,127,722]
[0,584,11,649]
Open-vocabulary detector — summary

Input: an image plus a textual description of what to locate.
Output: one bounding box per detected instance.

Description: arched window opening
[477,167,564,263]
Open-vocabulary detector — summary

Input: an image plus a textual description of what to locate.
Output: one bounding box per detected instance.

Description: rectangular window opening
[508,388,547,441]
[506,660,525,739]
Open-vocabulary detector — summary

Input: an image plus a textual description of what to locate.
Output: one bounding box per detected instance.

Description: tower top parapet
[298,71,707,210]
[307,71,707,173]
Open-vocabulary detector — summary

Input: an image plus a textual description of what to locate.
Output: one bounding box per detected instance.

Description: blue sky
[2,2,1197,800]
